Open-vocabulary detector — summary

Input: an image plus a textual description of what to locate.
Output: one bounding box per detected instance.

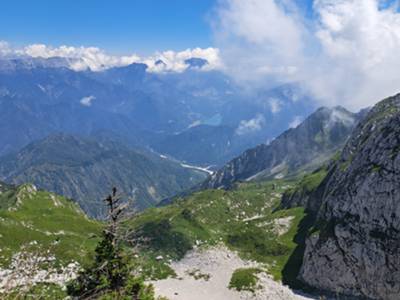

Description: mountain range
[2,54,400,299]
[0,56,315,167]
[0,134,206,218]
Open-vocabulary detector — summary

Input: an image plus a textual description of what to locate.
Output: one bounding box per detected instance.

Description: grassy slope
[127,179,307,282]
[0,172,326,296]
[0,184,101,268]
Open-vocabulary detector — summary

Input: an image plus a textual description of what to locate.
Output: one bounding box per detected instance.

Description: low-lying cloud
[213,0,400,110]
[235,114,266,135]
[0,42,221,73]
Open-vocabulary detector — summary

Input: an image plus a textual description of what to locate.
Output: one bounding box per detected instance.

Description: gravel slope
[151,246,317,300]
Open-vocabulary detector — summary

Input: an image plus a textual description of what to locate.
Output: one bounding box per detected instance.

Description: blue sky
[0,0,397,55]
[0,0,217,55]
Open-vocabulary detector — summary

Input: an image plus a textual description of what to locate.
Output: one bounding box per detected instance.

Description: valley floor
[151,246,316,300]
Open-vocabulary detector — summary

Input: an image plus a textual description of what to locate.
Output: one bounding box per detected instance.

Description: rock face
[204,106,363,189]
[299,94,400,299]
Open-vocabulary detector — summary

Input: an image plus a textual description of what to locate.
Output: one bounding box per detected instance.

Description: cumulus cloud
[80,95,96,107]
[212,0,306,84]
[213,0,400,110]
[0,41,221,73]
[235,114,265,135]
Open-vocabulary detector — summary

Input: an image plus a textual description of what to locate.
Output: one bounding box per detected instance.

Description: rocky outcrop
[299,94,400,299]
[204,106,363,189]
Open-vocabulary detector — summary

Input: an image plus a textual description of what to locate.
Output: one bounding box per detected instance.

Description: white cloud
[18,44,141,72]
[289,116,303,128]
[268,98,282,114]
[213,0,400,110]
[325,107,356,129]
[0,41,12,56]
[80,95,95,107]
[212,0,306,84]
[235,114,265,135]
[0,41,221,73]
[144,47,222,73]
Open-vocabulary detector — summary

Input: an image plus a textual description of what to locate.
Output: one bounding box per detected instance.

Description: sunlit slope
[0,183,101,268]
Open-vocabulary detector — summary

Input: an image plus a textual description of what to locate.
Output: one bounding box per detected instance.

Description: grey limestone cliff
[298,94,400,299]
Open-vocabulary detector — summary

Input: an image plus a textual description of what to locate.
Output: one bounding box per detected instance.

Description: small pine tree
[67,188,156,299]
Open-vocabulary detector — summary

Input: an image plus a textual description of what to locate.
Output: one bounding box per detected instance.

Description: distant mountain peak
[184,57,208,68]
[314,105,352,116]
[124,62,148,71]
[0,56,72,71]
[311,106,356,129]
[155,59,166,66]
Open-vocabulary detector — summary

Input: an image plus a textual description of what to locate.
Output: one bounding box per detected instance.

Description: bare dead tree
[104,187,129,247]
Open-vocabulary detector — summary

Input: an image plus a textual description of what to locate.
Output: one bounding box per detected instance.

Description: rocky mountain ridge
[203,106,365,189]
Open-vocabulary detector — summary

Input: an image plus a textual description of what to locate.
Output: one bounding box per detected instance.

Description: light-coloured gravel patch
[0,248,79,294]
[151,246,316,300]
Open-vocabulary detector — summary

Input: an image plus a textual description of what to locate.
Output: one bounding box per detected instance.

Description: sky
[212,0,400,109]
[1,0,400,110]
[0,0,216,54]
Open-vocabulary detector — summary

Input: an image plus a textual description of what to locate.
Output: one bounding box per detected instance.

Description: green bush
[229,268,261,292]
